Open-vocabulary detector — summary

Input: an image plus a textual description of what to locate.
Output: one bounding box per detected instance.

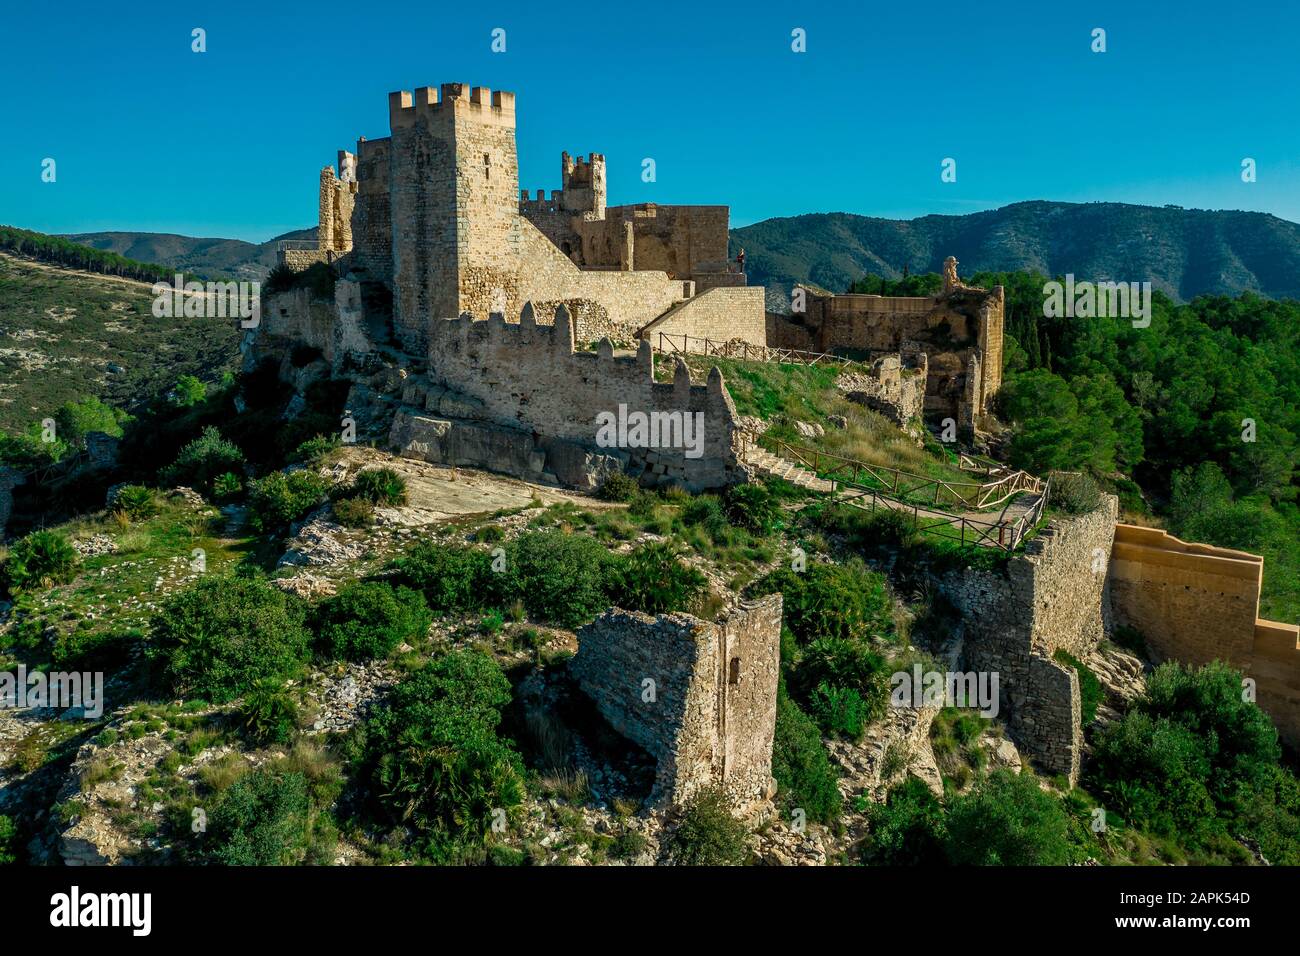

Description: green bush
[1112,623,1148,656]
[248,470,330,532]
[2,530,79,592]
[1054,650,1102,725]
[0,814,17,865]
[348,467,408,506]
[680,494,729,538]
[148,576,311,703]
[364,651,525,857]
[112,484,158,521]
[806,681,871,740]
[668,786,750,865]
[212,472,242,501]
[314,581,431,661]
[204,769,311,865]
[771,688,842,824]
[505,530,614,628]
[391,542,500,613]
[1049,471,1102,515]
[172,374,207,407]
[750,560,892,645]
[944,769,1073,865]
[263,263,297,297]
[55,396,129,445]
[611,541,707,615]
[52,627,141,673]
[160,426,245,496]
[597,471,640,503]
[1090,661,1281,837]
[1090,711,1214,835]
[237,678,299,746]
[795,636,891,730]
[861,508,920,550]
[863,776,947,865]
[293,434,340,467]
[331,496,374,528]
[722,482,780,535]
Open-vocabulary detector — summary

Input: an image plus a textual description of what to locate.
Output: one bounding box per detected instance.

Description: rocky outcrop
[827,704,943,805]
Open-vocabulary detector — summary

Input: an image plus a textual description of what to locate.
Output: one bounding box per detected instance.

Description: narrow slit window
[728,657,741,685]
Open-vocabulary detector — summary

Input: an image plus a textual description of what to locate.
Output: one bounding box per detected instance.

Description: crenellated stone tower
[384,83,521,354]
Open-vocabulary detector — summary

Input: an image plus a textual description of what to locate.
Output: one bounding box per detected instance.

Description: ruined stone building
[768,259,1005,435]
[570,595,783,808]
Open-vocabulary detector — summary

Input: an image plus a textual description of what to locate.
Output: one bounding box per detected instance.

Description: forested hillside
[737,201,1300,309]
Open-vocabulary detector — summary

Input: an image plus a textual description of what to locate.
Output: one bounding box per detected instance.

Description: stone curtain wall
[940,496,1119,782]
[425,305,748,490]
[570,594,782,807]
[1252,622,1300,746]
[1109,524,1300,746]
[1110,525,1261,665]
[638,287,767,346]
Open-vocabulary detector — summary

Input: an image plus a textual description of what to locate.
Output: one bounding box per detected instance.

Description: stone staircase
[743,446,833,493]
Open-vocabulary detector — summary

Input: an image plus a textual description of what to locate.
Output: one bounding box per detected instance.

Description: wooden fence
[655,332,859,369]
[762,435,1044,510]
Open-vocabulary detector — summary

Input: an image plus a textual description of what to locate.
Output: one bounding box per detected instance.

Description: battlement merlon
[387,84,517,131]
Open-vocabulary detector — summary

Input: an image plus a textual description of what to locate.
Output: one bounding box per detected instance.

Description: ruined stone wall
[837,352,928,427]
[791,284,1005,424]
[569,594,782,807]
[638,287,767,346]
[939,496,1119,782]
[1109,524,1300,746]
[766,312,816,351]
[351,137,392,282]
[257,279,375,375]
[318,161,356,254]
[280,249,331,271]
[425,305,747,489]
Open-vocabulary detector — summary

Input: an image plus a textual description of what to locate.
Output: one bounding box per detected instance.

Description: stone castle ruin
[281,82,767,351]
[571,594,783,808]
[769,258,1005,436]
[255,80,1300,795]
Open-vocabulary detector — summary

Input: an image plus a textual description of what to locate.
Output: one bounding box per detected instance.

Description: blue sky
[2,0,1297,242]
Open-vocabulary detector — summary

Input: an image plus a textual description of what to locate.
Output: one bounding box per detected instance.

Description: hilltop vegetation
[0,251,241,442]
[0,226,174,284]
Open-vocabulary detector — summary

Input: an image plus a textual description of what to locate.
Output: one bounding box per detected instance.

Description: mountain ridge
[62,200,1300,306]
